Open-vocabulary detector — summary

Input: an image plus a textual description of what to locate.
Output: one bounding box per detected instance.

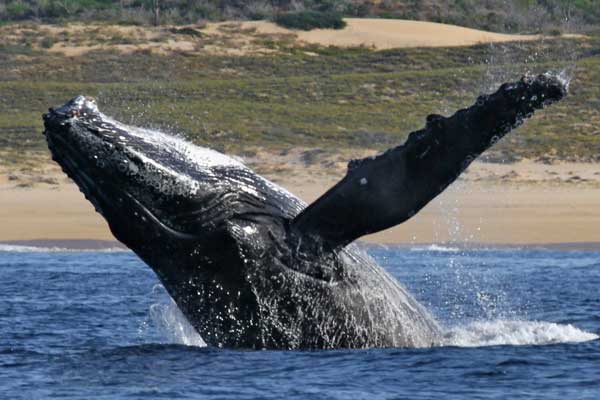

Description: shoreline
[2,239,600,252]
[2,158,600,247]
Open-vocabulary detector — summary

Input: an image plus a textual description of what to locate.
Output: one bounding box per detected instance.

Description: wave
[444,320,598,347]
[0,244,128,253]
[410,244,460,252]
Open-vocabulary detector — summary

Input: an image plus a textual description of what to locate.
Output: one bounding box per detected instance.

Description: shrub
[169,27,203,37]
[6,1,33,20]
[274,11,346,31]
[40,36,55,49]
[548,28,563,36]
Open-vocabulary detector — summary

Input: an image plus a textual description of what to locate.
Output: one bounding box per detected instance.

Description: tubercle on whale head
[44,95,99,120]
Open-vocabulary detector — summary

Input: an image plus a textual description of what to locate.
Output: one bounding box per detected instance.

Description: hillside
[1,1,600,33]
[1,19,599,170]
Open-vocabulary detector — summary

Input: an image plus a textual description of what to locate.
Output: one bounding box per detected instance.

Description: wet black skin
[44,74,566,349]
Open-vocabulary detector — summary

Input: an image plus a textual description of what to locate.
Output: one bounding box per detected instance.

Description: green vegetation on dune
[274,11,346,30]
[1,24,600,166]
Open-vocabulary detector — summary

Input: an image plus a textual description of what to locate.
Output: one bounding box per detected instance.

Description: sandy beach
[1,157,599,246]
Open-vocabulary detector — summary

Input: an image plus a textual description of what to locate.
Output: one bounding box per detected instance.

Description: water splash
[554,67,574,91]
[140,287,597,349]
[479,5,579,100]
[148,300,207,347]
[444,320,598,347]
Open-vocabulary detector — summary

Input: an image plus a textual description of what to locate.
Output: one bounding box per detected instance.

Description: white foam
[410,244,460,252]
[444,319,598,347]
[554,68,573,92]
[0,244,128,253]
[149,301,206,347]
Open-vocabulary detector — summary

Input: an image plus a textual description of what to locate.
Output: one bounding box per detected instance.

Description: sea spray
[148,301,207,347]
[138,283,207,347]
[444,319,598,347]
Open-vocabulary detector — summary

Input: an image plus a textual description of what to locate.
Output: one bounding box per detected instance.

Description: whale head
[43,96,302,256]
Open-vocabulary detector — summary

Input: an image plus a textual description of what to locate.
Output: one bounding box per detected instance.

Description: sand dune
[241,18,545,49]
[18,18,579,58]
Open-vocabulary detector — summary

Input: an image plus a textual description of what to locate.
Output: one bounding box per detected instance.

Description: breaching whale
[44,74,566,349]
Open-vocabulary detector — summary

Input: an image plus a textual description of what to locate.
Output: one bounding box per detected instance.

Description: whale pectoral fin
[292,74,567,248]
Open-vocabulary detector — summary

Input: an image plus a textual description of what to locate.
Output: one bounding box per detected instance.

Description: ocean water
[1,246,599,399]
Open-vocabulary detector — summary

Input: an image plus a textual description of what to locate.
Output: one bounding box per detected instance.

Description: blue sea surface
[1,246,599,399]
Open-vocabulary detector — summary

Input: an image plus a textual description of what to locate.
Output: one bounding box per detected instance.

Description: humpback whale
[44,74,566,349]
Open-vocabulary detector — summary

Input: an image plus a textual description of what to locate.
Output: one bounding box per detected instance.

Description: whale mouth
[120,190,202,241]
[45,122,109,216]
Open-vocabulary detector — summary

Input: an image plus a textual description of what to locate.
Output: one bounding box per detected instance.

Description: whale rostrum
[43,73,566,349]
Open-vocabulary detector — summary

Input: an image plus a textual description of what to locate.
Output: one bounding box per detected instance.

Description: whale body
[44,74,566,349]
